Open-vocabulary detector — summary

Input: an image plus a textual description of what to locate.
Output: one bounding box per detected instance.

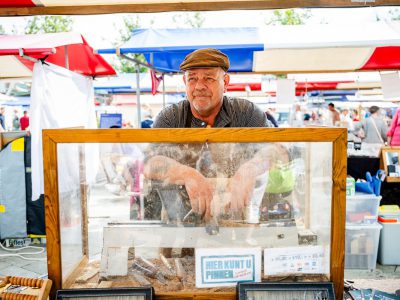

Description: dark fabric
[380,181,400,206]
[266,112,279,127]
[347,156,380,181]
[347,155,400,206]
[24,136,45,235]
[154,96,268,128]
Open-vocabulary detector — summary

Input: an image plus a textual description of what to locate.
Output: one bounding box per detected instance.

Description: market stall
[0,32,116,242]
[42,127,347,299]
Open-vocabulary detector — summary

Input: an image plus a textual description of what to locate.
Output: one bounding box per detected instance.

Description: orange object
[378,216,398,223]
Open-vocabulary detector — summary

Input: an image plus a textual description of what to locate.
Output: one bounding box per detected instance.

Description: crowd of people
[0,107,30,132]
[266,102,400,146]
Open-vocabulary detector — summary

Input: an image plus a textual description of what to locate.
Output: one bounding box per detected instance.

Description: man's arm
[144,155,214,216]
[226,143,288,212]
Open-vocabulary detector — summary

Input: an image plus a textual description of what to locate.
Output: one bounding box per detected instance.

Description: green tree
[24,16,73,34]
[266,9,311,25]
[172,12,205,28]
[0,25,5,35]
[389,8,400,20]
[112,15,147,73]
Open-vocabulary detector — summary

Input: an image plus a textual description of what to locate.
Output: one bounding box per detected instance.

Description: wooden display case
[43,128,347,300]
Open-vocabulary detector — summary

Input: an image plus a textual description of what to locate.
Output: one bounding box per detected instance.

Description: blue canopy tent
[98,27,264,73]
[98,27,264,126]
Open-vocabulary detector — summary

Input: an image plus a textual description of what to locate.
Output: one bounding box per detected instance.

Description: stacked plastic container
[345,192,382,270]
[377,205,400,265]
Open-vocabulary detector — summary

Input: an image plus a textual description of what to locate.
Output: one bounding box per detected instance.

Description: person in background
[387,106,400,146]
[289,104,304,127]
[141,114,154,128]
[340,107,354,131]
[327,103,340,127]
[0,107,5,130]
[265,108,278,127]
[352,108,360,122]
[12,109,20,131]
[357,106,387,144]
[20,110,30,130]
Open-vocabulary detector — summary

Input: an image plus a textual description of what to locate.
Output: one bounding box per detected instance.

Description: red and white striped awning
[0,32,116,78]
[254,21,400,73]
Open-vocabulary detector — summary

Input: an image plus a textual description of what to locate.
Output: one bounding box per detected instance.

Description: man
[327,103,340,127]
[20,111,30,131]
[144,48,271,220]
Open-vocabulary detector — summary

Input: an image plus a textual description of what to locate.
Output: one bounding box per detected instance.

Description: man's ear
[223,73,230,92]
[183,74,187,85]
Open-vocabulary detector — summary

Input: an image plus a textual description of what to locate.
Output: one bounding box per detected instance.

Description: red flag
[150,70,163,95]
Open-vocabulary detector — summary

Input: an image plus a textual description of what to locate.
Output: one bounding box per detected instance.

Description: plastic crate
[378,221,400,265]
[346,193,381,224]
[345,223,382,270]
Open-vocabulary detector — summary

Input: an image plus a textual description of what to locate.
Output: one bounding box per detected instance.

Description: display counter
[42,128,347,300]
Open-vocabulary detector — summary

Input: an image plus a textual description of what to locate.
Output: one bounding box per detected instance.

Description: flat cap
[180,48,230,72]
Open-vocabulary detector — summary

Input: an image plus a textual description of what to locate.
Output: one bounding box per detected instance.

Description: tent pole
[64,45,69,70]
[162,74,166,108]
[136,63,141,128]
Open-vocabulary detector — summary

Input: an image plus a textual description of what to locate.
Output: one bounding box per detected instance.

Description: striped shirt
[154,96,270,128]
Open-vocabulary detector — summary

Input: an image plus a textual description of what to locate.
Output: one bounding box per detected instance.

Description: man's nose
[194,79,207,90]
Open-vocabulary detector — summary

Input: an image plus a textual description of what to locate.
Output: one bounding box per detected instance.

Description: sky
[0,6,398,50]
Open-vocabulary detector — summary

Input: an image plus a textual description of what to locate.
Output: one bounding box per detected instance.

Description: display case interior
[43,128,346,300]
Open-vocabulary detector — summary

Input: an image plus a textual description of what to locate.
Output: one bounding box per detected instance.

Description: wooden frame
[43,127,347,300]
[380,146,400,183]
[1,1,398,16]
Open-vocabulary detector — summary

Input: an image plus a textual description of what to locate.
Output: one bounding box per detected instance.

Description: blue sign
[100,113,122,128]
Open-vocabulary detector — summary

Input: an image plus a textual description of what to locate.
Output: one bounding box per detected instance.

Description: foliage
[0,24,5,34]
[389,8,400,21]
[266,9,311,25]
[112,15,147,73]
[172,12,205,28]
[24,16,73,34]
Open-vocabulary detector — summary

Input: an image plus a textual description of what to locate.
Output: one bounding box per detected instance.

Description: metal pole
[162,74,166,108]
[64,45,69,69]
[136,64,141,128]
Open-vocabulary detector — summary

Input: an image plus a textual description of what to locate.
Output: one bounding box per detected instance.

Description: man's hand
[182,167,214,217]
[144,156,214,217]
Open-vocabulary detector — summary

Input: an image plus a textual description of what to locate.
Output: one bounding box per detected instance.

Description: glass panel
[246,289,330,300]
[58,141,332,291]
[57,144,84,282]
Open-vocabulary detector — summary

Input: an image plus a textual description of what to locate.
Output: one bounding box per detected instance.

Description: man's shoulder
[154,100,188,128]
[223,96,268,127]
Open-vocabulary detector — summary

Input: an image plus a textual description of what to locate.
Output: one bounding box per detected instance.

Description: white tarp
[31,62,97,200]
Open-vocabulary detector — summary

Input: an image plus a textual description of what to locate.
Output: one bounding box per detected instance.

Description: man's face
[328,105,334,112]
[183,68,229,118]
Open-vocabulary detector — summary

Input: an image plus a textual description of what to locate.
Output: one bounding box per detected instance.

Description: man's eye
[188,77,197,82]
[206,77,215,82]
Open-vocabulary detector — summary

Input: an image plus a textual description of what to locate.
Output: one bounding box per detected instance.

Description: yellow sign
[11,138,24,152]
[0,205,5,213]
